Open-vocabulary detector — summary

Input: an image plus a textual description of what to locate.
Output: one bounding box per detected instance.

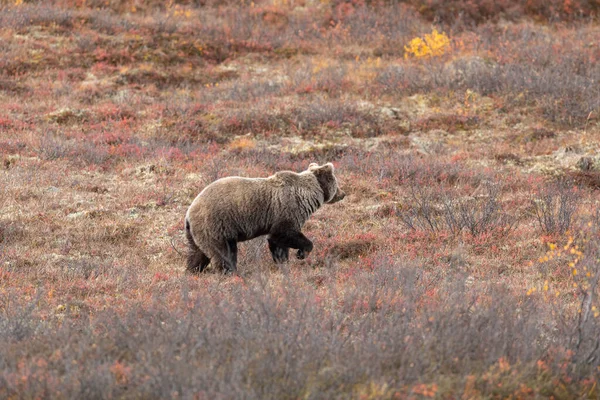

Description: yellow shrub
[404,29,450,59]
[228,136,256,152]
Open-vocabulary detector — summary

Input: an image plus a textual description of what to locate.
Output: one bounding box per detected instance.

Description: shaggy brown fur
[185,163,345,273]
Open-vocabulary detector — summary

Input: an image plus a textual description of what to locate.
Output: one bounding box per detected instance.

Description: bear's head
[308,162,346,204]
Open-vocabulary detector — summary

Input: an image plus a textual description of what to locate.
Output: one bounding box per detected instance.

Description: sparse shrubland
[1,0,600,397]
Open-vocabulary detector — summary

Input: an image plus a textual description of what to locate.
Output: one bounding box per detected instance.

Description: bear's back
[187,176,278,241]
[194,176,271,211]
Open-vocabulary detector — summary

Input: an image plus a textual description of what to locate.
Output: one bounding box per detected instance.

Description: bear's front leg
[269,225,313,261]
[294,235,313,259]
[296,248,308,260]
[268,238,289,264]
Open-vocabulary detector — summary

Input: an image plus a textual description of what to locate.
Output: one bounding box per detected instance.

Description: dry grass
[1,0,600,397]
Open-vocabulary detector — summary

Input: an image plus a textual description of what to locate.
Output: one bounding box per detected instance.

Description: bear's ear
[309,163,334,176]
[313,163,333,173]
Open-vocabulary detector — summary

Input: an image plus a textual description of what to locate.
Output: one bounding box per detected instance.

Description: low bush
[398,181,515,238]
[531,179,580,236]
[1,259,599,398]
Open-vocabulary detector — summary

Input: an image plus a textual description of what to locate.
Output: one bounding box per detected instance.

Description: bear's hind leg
[186,222,210,273]
[268,238,289,264]
[187,250,210,274]
[211,240,238,274]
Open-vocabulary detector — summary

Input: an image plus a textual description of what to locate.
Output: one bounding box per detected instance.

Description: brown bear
[185,162,345,274]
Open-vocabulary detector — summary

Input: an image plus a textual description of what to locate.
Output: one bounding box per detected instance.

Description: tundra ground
[1,1,600,398]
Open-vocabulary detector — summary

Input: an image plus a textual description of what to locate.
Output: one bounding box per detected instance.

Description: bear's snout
[329,188,346,204]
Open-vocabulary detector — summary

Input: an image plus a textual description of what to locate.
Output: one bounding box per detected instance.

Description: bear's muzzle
[328,188,346,204]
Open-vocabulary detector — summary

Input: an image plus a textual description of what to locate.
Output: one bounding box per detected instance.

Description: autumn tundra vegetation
[1,0,600,397]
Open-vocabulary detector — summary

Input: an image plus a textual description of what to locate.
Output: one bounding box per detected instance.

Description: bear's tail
[185,218,199,251]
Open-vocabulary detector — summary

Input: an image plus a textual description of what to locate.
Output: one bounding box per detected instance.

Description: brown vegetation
[1,0,600,397]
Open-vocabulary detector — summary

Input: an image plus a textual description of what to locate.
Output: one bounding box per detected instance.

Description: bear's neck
[295,189,323,223]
